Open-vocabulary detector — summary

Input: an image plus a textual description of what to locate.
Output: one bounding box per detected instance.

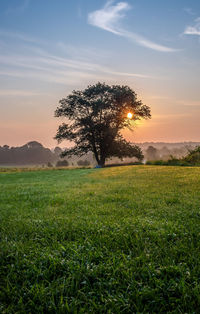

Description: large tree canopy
[55,83,151,166]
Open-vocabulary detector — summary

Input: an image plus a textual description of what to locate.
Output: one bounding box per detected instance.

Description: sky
[0,0,200,148]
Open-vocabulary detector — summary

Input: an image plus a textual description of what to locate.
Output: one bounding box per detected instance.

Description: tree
[77,159,90,166]
[55,83,151,167]
[56,160,69,167]
[54,147,62,156]
[146,146,159,161]
[159,146,170,160]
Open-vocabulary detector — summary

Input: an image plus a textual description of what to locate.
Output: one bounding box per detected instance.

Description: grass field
[1,166,200,313]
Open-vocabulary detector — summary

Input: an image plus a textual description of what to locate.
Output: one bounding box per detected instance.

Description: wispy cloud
[5,0,30,15]
[0,43,156,86]
[183,7,195,16]
[148,95,200,107]
[184,18,200,36]
[0,29,40,44]
[175,100,200,107]
[0,27,164,91]
[88,1,177,52]
[77,5,82,18]
[0,69,100,86]
[0,90,43,97]
[0,55,153,84]
[57,42,110,61]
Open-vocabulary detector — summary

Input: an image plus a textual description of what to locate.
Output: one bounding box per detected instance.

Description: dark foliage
[146,159,188,166]
[184,146,200,165]
[105,161,143,167]
[55,83,151,166]
[56,160,69,167]
[77,159,90,166]
[0,141,55,165]
[146,146,160,160]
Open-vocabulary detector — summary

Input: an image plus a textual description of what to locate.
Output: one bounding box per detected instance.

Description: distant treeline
[0,141,92,166]
[143,143,200,161]
[0,141,60,165]
[146,146,200,166]
[108,143,200,164]
[144,145,188,161]
[0,141,199,166]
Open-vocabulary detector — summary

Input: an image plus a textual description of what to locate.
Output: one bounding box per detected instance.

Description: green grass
[0,166,200,313]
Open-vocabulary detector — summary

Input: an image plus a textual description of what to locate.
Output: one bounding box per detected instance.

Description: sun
[127,112,133,119]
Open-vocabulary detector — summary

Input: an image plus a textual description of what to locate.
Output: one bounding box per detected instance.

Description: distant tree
[54,147,62,156]
[77,159,90,166]
[26,141,43,149]
[55,83,151,166]
[159,146,171,160]
[170,147,187,159]
[3,145,9,150]
[146,146,159,160]
[56,160,69,167]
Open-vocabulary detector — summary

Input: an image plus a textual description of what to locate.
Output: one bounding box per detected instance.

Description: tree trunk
[91,140,100,166]
[99,156,105,167]
[93,150,100,165]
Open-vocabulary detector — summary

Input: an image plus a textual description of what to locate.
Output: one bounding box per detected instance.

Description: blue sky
[0,0,200,147]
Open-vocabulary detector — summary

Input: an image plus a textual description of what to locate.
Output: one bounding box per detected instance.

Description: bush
[105,161,143,168]
[77,160,90,166]
[146,157,191,167]
[56,160,69,167]
[146,160,167,165]
[183,146,200,166]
